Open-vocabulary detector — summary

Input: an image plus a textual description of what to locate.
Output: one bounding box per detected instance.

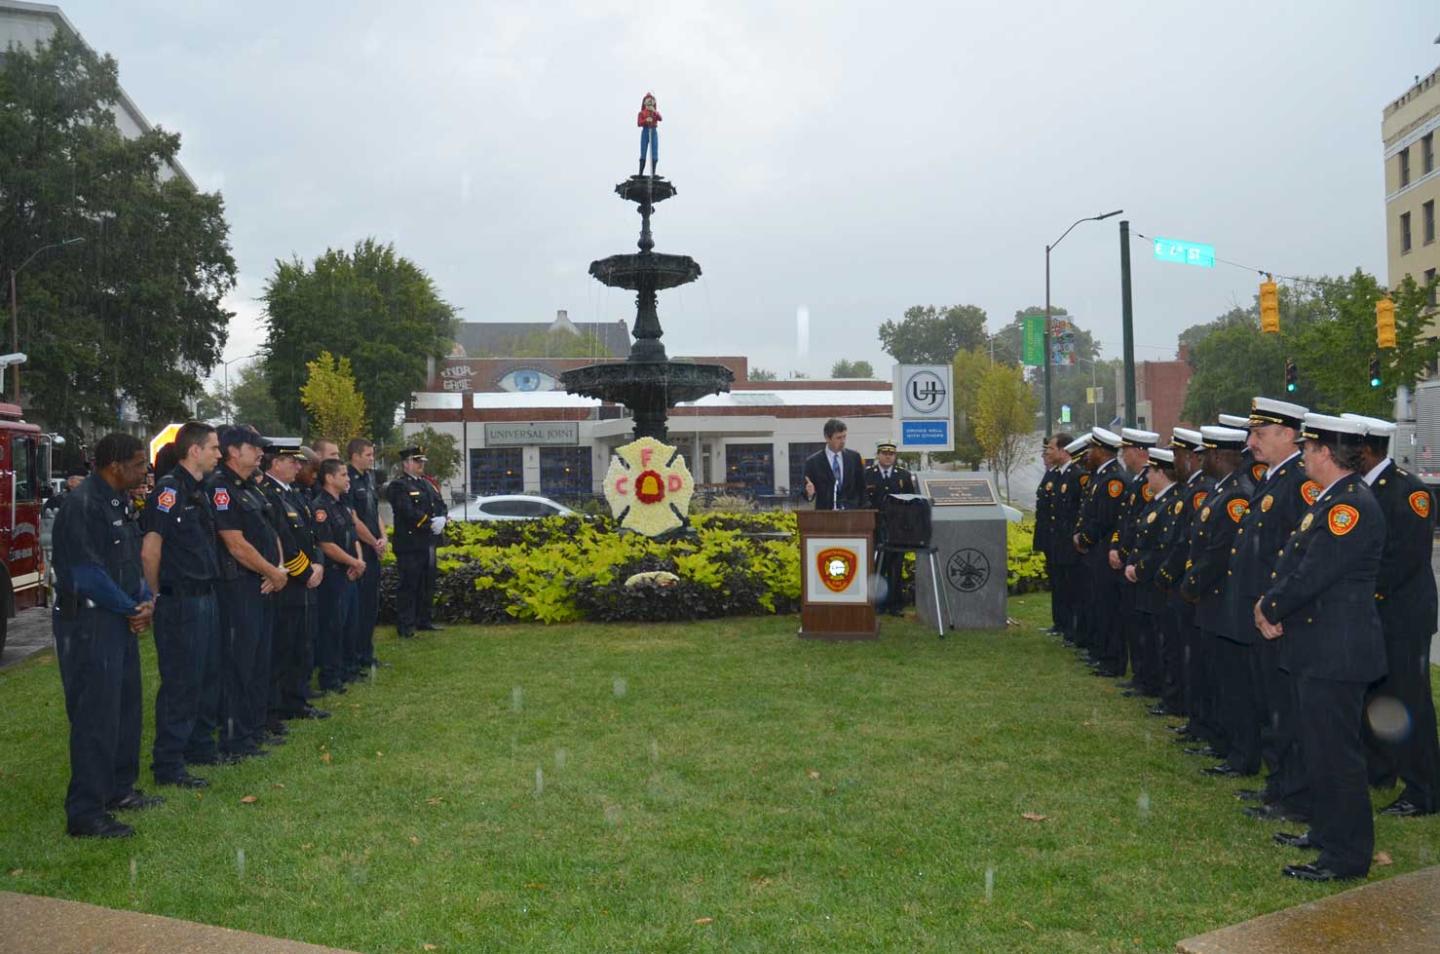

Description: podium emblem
[816,547,859,593]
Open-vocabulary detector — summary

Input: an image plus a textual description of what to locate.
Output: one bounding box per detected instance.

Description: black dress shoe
[1234,788,1266,802]
[397,630,415,639]
[220,747,268,762]
[184,752,223,766]
[1121,689,1144,698]
[1272,830,1319,850]
[262,734,287,746]
[67,814,134,839]
[107,790,165,811]
[1204,763,1243,777]
[1092,669,1122,678]
[1168,724,1193,735]
[317,684,347,696]
[1147,704,1175,717]
[299,706,331,720]
[417,623,443,631]
[156,772,209,789]
[265,721,289,736]
[1379,797,1434,817]
[1243,803,1308,823]
[1184,746,1222,758]
[1282,862,1357,883]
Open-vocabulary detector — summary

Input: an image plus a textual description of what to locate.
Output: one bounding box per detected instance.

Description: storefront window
[470,447,523,496]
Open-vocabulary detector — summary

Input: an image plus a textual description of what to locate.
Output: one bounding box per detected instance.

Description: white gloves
[431,516,447,535]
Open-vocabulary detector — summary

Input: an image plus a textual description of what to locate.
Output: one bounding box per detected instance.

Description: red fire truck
[0,402,49,655]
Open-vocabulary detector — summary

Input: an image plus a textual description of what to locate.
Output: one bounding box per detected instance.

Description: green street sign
[1153,237,1214,268]
[1060,404,1072,424]
[1022,315,1045,366]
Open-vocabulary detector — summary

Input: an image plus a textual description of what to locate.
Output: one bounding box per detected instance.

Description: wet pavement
[0,606,51,671]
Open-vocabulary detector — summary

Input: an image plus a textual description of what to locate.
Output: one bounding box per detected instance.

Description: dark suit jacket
[1261,476,1386,683]
[1369,461,1438,645]
[804,448,867,511]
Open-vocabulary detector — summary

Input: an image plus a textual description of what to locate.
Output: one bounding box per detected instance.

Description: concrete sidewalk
[0,891,362,954]
[0,607,52,671]
[1176,864,1440,953]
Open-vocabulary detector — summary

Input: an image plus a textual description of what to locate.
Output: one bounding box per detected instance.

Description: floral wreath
[602,437,695,536]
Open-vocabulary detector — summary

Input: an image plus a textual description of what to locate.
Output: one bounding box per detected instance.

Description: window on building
[539,446,591,499]
[1427,201,1436,245]
[724,443,774,495]
[787,442,826,497]
[1402,211,1413,253]
[1401,147,1412,187]
[1425,133,1436,175]
[470,447,524,496]
[1427,268,1438,307]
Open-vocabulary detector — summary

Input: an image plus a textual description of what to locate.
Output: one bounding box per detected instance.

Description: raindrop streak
[612,676,627,698]
[984,866,994,903]
[511,686,524,712]
[128,858,137,887]
[235,848,246,880]
[649,739,660,763]
[604,803,621,826]
[534,766,544,797]
[370,663,378,682]
[1137,790,1151,821]
[554,748,568,770]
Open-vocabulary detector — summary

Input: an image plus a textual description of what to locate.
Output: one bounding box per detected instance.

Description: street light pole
[221,352,262,423]
[8,237,85,404]
[1043,210,1121,437]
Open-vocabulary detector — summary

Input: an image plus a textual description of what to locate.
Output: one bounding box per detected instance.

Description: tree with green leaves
[501,327,610,358]
[937,347,989,469]
[830,359,875,378]
[401,425,460,485]
[1181,270,1439,422]
[973,361,1037,501]
[748,367,778,381]
[0,31,236,435]
[878,304,989,364]
[300,351,367,447]
[263,238,457,439]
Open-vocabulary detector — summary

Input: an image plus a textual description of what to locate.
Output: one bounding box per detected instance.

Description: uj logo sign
[904,369,947,415]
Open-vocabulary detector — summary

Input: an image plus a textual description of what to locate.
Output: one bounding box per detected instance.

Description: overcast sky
[52,0,1440,381]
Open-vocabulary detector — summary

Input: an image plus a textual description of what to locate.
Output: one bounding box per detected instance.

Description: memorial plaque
[923,477,997,507]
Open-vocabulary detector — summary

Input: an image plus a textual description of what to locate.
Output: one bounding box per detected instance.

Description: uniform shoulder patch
[1191,491,1208,510]
[315,508,328,523]
[1328,503,1359,536]
[1300,480,1323,505]
[212,487,231,511]
[1226,499,1248,524]
[1260,494,1274,513]
[1141,483,1155,501]
[155,487,177,513]
[1107,479,1124,499]
[1409,490,1431,519]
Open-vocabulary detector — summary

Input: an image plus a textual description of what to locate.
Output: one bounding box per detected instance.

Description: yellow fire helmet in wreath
[602,436,696,536]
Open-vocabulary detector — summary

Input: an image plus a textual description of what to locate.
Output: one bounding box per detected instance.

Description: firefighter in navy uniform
[1179,426,1255,770]
[864,440,918,617]
[1156,429,1214,720]
[1033,438,1062,633]
[1344,414,1440,817]
[345,438,387,670]
[1105,429,1156,683]
[1257,414,1387,882]
[1074,428,1127,677]
[257,439,324,731]
[312,460,368,692]
[140,422,222,789]
[209,426,289,760]
[51,433,155,838]
[386,447,447,638]
[1124,447,1182,704]
[1227,397,1319,824]
[1050,434,1086,644]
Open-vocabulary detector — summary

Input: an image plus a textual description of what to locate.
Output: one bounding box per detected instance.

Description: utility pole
[1119,220,1136,427]
[1044,209,1122,437]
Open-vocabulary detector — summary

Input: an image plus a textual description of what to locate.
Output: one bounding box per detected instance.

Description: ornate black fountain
[560,175,733,439]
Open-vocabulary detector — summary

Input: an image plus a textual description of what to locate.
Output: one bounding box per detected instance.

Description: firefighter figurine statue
[637,92,661,177]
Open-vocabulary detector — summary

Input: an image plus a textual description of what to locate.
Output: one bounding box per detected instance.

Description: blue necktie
[831,453,843,509]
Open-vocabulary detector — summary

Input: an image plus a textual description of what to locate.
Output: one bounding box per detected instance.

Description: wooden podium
[797,509,877,641]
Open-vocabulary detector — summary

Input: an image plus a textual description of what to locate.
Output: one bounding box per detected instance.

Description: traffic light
[1376,297,1397,349]
[1259,280,1280,333]
[1284,357,1298,393]
[1369,354,1382,388]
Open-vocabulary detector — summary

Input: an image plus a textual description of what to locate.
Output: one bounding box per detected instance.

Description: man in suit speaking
[802,418,868,510]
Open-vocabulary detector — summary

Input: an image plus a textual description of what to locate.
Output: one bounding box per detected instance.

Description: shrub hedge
[377,511,1050,625]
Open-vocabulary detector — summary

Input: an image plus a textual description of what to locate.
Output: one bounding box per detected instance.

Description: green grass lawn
[2,595,1439,953]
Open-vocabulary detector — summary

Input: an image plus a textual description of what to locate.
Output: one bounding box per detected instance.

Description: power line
[1128,228,1359,293]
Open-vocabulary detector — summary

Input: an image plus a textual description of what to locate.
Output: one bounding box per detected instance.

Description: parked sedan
[446,495,576,522]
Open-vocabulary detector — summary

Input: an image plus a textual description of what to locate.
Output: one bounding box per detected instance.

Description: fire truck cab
[0,403,49,655]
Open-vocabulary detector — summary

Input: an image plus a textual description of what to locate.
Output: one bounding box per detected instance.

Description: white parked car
[446,495,576,522]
